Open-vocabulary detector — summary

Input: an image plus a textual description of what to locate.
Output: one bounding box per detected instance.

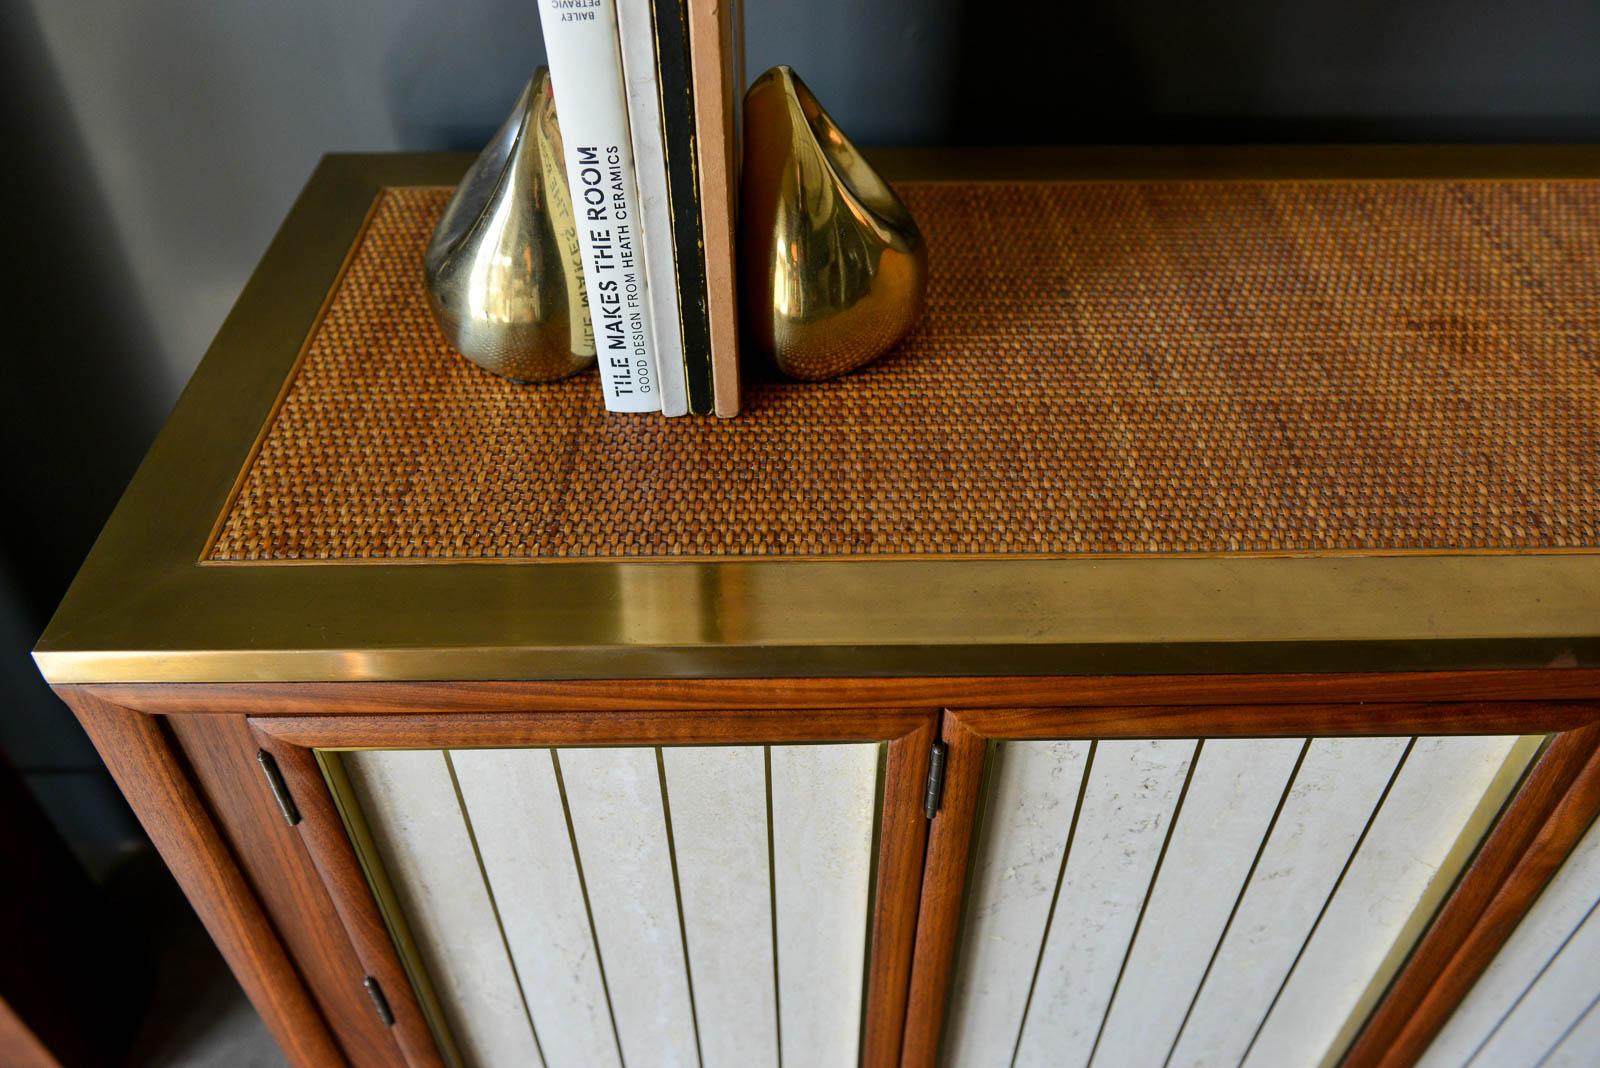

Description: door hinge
[256,750,301,827]
[924,741,948,819]
[363,976,395,1026]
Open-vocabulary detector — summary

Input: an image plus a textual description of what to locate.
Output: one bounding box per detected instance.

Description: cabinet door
[1418,806,1600,1067]
[905,704,1600,1068]
[254,709,936,1068]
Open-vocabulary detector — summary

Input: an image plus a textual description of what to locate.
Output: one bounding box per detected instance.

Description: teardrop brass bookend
[739,66,928,381]
[424,68,595,383]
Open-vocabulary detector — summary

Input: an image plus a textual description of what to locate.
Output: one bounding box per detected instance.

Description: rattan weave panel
[210,181,1600,561]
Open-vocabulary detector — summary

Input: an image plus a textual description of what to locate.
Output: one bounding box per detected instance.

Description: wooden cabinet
[35,148,1600,1067]
[256,708,933,1068]
[1419,812,1600,1066]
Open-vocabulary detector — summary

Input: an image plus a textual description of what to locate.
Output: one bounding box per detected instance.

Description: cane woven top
[209,179,1600,562]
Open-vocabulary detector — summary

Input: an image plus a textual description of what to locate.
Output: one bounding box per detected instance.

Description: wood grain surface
[55,689,343,1068]
[80,668,1600,717]
[249,707,935,749]
[253,734,444,1068]
[901,714,988,1066]
[1343,721,1600,1067]
[166,714,401,1068]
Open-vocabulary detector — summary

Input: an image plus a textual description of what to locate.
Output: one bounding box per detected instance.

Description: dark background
[4,0,1599,854]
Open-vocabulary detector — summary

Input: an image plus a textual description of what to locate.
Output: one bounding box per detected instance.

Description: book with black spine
[617,0,689,416]
[536,0,662,413]
[649,0,715,414]
[688,0,742,416]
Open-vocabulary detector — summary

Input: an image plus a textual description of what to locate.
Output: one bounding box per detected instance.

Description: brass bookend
[424,69,595,383]
[739,66,928,381]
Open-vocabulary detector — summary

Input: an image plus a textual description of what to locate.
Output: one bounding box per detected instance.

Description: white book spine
[616,0,689,417]
[537,0,661,412]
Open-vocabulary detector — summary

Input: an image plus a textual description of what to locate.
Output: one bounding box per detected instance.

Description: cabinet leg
[56,688,345,1068]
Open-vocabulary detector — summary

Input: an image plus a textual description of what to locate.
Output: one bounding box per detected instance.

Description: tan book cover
[688,0,741,416]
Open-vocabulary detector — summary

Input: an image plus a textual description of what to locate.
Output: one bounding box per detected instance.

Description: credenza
[36,147,1600,1067]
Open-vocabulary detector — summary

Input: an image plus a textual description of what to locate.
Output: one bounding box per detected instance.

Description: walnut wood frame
[899,697,1600,1067]
[35,146,1600,1068]
[252,706,936,1068]
[51,673,1600,1068]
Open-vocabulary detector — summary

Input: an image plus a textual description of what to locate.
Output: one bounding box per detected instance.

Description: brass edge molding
[31,636,1600,686]
[31,149,1600,686]
[198,189,389,560]
[198,546,1600,567]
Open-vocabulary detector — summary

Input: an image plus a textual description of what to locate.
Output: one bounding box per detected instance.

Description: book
[537,0,662,413]
[650,0,715,414]
[688,0,743,417]
[616,0,689,416]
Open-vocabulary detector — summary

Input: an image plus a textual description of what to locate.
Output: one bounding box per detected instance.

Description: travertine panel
[944,740,1092,1068]
[770,743,880,1068]
[1013,739,1197,1066]
[342,750,544,1067]
[662,746,780,1068]
[449,748,620,1067]
[556,747,699,1067]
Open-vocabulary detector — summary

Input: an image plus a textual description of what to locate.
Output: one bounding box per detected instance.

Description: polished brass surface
[317,751,465,1067]
[739,67,927,380]
[30,149,1600,684]
[424,70,594,383]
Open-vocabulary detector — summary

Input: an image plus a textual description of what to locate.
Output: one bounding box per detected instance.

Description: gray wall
[4,0,1598,847]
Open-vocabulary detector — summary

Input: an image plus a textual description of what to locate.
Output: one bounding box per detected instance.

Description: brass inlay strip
[1086,740,1205,1066]
[1238,737,1419,1063]
[199,544,1600,568]
[856,744,888,1066]
[1320,734,1546,1067]
[315,750,466,1068]
[1161,738,1314,1068]
[549,748,627,1066]
[441,750,545,1064]
[764,745,784,1068]
[654,748,706,1068]
[1010,739,1099,1067]
[1464,890,1600,1065]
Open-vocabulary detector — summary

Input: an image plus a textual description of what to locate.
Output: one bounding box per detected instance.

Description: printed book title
[575,145,652,397]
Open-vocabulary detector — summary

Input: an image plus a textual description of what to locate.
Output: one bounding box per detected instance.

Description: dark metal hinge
[363,976,395,1026]
[924,741,948,819]
[256,750,301,826]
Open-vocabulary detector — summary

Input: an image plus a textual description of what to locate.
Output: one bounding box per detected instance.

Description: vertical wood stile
[902,715,990,1068]
[61,695,346,1068]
